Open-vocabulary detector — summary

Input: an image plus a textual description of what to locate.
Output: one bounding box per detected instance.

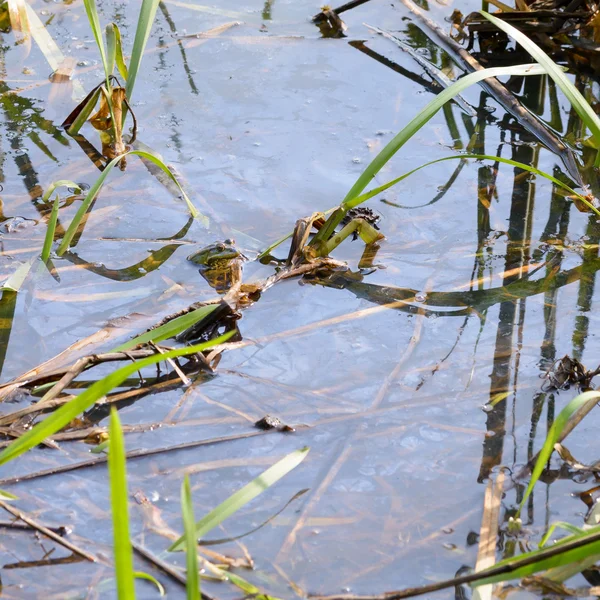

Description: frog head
[187,239,241,267]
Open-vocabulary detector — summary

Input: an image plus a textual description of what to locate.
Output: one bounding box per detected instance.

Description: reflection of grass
[35,0,205,261]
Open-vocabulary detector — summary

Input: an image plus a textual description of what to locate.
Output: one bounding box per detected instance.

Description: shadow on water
[0,0,600,597]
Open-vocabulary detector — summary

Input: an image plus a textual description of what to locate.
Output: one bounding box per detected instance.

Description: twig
[308,527,600,599]
[0,348,160,411]
[0,519,69,535]
[0,430,270,486]
[149,341,191,386]
[0,499,96,562]
[38,356,93,405]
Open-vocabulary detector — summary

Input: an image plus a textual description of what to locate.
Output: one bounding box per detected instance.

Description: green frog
[187,239,245,293]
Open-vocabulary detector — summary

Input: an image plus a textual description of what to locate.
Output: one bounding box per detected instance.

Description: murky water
[0,0,598,598]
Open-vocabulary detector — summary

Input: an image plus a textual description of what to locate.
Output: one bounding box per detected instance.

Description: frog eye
[224,238,234,245]
[216,243,225,251]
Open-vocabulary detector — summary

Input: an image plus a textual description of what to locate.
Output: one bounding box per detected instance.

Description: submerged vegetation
[1,0,600,597]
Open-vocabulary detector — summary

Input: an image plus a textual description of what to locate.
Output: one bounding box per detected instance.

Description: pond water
[0,0,598,598]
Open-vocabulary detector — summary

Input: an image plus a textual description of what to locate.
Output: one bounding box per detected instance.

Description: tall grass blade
[56,148,204,255]
[125,0,160,104]
[41,195,60,262]
[480,11,600,159]
[108,408,136,599]
[345,154,600,217]
[63,85,103,135]
[312,64,549,244]
[112,304,217,352]
[105,24,117,79]
[169,447,310,551]
[82,0,109,79]
[518,391,600,515]
[107,23,128,81]
[181,474,200,600]
[0,332,234,467]
[341,64,547,205]
[540,522,585,547]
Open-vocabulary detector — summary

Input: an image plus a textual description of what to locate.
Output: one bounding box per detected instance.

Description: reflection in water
[61,243,183,281]
[3,0,600,596]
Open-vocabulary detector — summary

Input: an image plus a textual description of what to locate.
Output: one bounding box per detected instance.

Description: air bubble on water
[482,403,493,413]
[352,157,361,164]
[415,291,427,302]
[92,262,104,268]
[442,527,454,534]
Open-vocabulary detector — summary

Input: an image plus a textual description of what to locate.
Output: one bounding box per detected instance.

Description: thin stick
[0,430,270,486]
[0,499,96,562]
[308,528,600,599]
[37,356,92,405]
[0,519,68,534]
[149,341,191,386]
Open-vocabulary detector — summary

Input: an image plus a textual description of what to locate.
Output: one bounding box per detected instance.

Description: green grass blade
[56,149,204,255]
[134,572,165,596]
[169,447,310,552]
[540,522,585,547]
[345,154,599,216]
[125,0,160,104]
[41,195,60,262]
[311,64,549,245]
[181,474,200,600]
[105,24,117,78]
[518,391,600,515]
[41,180,81,203]
[112,304,217,352]
[111,23,128,81]
[67,85,102,135]
[341,64,548,206]
[0,331,234,467]
[108,408,136,600]
[82,0,109,79]
[475,523,600,586]
[105,23,128,82]
[0,489,18,500]
[480,11,600,153]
